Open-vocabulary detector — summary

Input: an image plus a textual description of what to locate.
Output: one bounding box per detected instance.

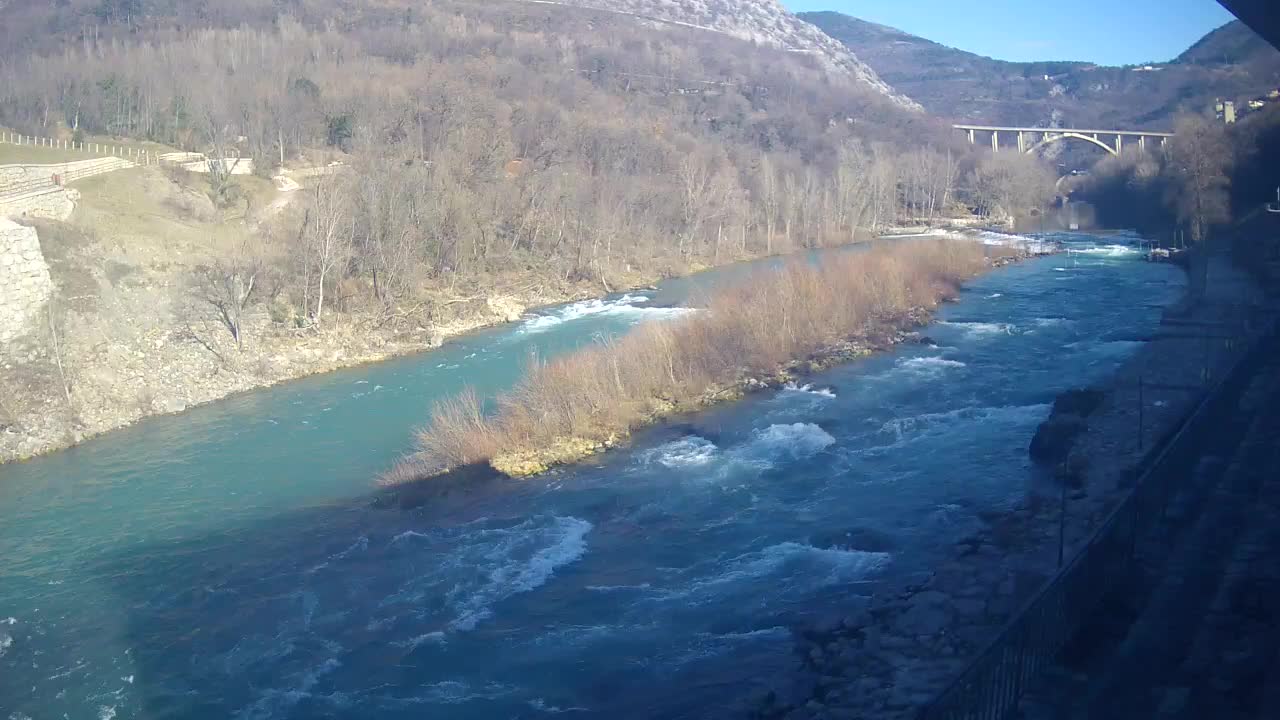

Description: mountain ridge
[515,0,923,110]
[802,11,1280,129]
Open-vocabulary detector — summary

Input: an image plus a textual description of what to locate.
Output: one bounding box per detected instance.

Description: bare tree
[968,152,1056,220]
[832,142,873,239]
[200,112,248,210]
[900,148,957,220]
[677,151,737,258]
[297,173,355,328]
[868,144,899,231]
[1164,113,1234,244]
[46,298,73,411]
[189,242,262,348]
[756,155,782,254]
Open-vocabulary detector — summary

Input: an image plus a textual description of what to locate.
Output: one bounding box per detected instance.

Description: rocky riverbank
[0,230,1033,468]
[0,277,637,465]
[749,251,1276,720]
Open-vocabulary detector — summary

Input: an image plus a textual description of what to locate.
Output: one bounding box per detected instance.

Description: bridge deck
[953,124,1174,137]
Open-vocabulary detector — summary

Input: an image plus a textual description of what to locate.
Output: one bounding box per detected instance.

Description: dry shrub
[390,239,989,482]
[413,388,501,467]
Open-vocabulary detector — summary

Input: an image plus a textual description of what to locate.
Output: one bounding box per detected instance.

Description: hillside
[0,0,918,111]
[515,0,921,109]
[802,12,1280,129]
[2,0,1037,462]
[1177,19,1278,67]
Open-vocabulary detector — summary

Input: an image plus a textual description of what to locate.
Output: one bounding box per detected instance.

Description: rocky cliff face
[525,0,922,110]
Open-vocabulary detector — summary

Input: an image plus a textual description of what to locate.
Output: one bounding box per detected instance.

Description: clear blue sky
[785,0,1238,66]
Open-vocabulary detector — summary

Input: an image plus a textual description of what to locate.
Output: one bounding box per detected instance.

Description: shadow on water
[85,472,536,719]
[82,455,792,720]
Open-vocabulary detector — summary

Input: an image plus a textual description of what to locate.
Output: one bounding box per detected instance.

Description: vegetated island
[385,236,1025,484]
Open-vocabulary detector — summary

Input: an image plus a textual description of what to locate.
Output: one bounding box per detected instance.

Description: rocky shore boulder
[1029,414,1088,464]
[1029,388,1105,465]
[486,295,526,323]
[1050,388,1106,418]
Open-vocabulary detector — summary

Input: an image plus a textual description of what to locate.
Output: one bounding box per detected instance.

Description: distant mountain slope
[521,0,922,110]
[802,12,1280,129]
[1177,19,1275,66]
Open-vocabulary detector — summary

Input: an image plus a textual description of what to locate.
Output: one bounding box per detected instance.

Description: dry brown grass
[387,239,993,484]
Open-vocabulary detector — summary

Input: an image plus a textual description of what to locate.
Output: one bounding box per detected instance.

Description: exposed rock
[154,396,187,414]
[1029,413,1088,464]
[542,0,922,110]
[0,219,54,345]
[486,295,526,323]
[491,436,609,477]
[897,591,951,636]
[1051,388,1106,418]
[1029,387,1106,464]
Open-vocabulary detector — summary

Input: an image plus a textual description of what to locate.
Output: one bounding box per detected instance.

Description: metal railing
[916,304,1277,720]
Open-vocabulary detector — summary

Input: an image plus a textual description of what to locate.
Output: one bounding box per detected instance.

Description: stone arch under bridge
[954,125,1174,157]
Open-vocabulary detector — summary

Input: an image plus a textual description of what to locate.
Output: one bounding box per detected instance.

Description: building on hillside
[1215,100,1238,123]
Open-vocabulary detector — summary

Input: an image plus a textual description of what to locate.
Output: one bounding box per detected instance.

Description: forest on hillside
[0,0,1057,337]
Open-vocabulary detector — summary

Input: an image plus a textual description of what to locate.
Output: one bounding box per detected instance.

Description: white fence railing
[0,131,157,166]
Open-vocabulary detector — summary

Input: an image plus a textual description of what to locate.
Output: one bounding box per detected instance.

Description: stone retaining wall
[0,218,54,345]
[0,157,135,201]
[0,187,80,221]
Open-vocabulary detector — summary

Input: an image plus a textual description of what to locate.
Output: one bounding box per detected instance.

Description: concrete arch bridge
[954,125,1174,156]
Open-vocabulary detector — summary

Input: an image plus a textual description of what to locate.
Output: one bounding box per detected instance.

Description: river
[0,233,1184,720]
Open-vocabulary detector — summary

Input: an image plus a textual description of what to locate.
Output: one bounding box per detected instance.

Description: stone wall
[0,218,54,345]
[0,157,135,201]
[0,187,80,221]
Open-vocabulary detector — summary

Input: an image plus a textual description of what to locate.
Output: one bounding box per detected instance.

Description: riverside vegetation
[388,238,1009,483]
[0,0,1061,462]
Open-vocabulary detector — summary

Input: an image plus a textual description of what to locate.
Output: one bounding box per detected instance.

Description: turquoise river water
[0,234,1184,720]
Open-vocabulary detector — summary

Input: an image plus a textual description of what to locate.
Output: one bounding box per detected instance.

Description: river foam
[781,382,837,399]
[878,404,1051,445]
[447,516,593,632]
[641,437,719,469]
[518,294,692,334]
[895,356,967,376]
[673,542,890,601]
[1073,244,1139,257]
[748,423,836,460]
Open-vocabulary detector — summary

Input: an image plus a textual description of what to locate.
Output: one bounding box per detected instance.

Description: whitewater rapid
[0,233,1186,720]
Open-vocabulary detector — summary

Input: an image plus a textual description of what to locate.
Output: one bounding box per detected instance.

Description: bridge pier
[952,125,1174,157]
